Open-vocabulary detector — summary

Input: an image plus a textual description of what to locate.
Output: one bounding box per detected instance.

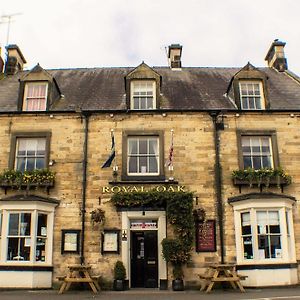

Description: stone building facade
[0,40,300,289]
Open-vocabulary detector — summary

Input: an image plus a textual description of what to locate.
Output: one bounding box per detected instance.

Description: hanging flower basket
[90,208,105,226]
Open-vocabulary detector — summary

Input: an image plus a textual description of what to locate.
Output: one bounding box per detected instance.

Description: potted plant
[113,260,126,291]
[162,238,188,291]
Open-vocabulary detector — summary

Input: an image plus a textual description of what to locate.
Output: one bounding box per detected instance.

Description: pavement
[1,287,300,300]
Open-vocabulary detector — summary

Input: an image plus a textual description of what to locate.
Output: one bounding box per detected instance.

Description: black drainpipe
[80,112,90,265]
[210,111,225,264]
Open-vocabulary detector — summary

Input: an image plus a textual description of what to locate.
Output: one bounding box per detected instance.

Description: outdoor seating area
[57,264,101,294]
[198,263,247,293]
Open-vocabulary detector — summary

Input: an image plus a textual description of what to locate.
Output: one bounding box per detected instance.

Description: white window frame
[130,80,156,110]
[241,136,274,169]
[0,201,55,266]
[239,81,265,110]
[23,82,48,111]
[127,136,159,176]
[14,137,47,172]
[232,198,296,265]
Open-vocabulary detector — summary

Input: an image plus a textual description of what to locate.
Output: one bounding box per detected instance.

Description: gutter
[80,112,90,264]
[210,111,225,264]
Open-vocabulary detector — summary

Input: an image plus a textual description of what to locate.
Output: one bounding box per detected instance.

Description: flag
[165,130,174,167]
[101,131,115,168]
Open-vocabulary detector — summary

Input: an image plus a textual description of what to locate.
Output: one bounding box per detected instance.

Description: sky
[0,0,300,74]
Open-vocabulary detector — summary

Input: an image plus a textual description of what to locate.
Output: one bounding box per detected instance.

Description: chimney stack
[168,44,182,69]
[4,44,27,75]
[265,39,287,72]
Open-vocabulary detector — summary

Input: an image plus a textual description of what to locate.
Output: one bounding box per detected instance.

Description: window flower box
[232,168,291,192]
[0,169,55,194]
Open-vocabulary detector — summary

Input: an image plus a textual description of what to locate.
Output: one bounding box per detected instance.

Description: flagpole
[111,129,118,172]
[168,129,174,181]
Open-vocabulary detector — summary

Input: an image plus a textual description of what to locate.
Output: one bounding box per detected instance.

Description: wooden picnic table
[58,264,101,294]
[198,263,246,293]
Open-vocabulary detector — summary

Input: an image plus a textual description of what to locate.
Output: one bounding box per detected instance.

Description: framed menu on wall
[101,230,120,254]
[196,220,216,252]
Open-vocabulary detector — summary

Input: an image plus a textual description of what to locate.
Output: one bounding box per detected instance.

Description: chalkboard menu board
[196,220,216,252]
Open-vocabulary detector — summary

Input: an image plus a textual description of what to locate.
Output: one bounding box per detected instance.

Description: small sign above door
[130,220,158,230]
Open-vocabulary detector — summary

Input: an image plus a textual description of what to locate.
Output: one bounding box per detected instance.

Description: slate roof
[1,66,300,112]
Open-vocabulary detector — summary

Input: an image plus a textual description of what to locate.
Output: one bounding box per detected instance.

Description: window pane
[36,158,45,169]
[243,237,253,259]
[7,238,19,260]
[139,156,147,173]
[270,236,281,258]
[149,156,158,173]
[149,139,158,155]
[258,235,270,258]
[139,140,147,155]
[26,158,35,171]
[16,158,26,172]
[140,98,146,109]
[146,97,153,109]
[128,156,137,173]
[252,156,262,169]
[8,214,19,235]
[128,139,138,155]
[37,214,47,236]
[36,238,46,262]
[20,213,31,236]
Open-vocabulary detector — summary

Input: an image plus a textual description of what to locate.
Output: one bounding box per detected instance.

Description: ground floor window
[230,194,296,264]
[0,197,58,265]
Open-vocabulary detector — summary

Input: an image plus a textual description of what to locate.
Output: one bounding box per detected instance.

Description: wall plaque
[196,220,216,252]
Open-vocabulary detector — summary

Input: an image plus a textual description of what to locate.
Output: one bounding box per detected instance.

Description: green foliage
[112,190,194,279]
[114,260,126,280]
[172,264,184,280]
[231,167,291,187]
[0,169,55,186]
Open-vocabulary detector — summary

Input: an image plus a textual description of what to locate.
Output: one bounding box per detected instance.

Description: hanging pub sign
[196,220,216,252]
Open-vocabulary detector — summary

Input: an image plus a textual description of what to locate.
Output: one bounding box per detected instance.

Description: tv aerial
[0,13,22,46]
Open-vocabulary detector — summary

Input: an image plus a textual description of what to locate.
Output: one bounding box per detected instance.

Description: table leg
[224,269,237,290]
[205,270,219,293]
[58,282,67,294]
[83,271,98,294]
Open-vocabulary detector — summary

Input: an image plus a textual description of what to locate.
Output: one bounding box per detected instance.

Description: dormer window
[23,82,48,111]
[131,80,156,110]
[239,81,265,110]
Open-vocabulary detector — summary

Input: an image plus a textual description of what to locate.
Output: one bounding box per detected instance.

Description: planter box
[0,181,54,194]
[232,177,290,192]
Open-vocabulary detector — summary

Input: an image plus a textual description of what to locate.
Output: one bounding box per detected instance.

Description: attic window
[239,81,265,110]
[130,80,156,110]
[23,82,48,111]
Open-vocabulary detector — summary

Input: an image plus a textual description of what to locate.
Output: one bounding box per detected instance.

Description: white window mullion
[31,210,37,263]
[251,208,259,262]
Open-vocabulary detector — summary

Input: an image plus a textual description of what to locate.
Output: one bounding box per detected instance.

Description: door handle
[147,260,156,265]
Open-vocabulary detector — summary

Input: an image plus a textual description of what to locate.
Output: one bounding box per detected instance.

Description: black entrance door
[131,231,158,288]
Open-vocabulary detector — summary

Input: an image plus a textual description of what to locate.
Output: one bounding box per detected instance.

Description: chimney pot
[265,39,288,72]
[168,44,182,69]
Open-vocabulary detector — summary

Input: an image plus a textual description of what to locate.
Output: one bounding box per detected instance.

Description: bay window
[5,211,49,263]
[230,195,296,265]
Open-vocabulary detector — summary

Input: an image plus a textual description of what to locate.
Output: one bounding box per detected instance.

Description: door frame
[121,210,167,288]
